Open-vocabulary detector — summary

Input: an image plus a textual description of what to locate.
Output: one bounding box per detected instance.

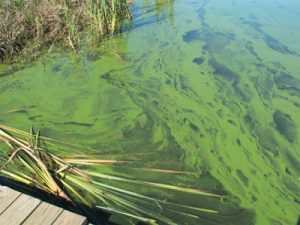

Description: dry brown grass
[0,0,131,62]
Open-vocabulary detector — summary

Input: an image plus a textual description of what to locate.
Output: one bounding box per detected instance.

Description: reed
[0,124,221,224]
[0,0,131,62]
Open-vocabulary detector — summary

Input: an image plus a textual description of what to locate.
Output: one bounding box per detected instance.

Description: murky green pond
[1,0,300,224]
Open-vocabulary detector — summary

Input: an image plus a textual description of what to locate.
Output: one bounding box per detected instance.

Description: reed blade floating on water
[0,124,222,225]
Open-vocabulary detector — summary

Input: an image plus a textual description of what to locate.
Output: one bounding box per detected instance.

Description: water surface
[1,0,300,224]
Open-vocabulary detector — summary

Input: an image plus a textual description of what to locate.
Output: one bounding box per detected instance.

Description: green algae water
[1,0,300,224]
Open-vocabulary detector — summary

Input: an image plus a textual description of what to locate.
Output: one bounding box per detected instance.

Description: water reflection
[131,0,175,29]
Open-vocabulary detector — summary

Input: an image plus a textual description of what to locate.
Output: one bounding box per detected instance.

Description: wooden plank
[0,193,40,225]
[22,202,63,225]
[0,185,89,225]
[52,210,88,225]
[0,186,21,214]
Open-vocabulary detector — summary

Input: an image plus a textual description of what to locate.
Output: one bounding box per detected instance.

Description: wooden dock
[0,185,88,225]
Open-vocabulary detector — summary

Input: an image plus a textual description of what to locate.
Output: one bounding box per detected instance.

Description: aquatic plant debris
[0,125,236,225]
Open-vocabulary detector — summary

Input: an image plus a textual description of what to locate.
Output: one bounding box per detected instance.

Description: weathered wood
[0,186,21,214]
[22,202,63,225]
[0,193,41,225]
[52,210,88,225]
[0,185,89,225]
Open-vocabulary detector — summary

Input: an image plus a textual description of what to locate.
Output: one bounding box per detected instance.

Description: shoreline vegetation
[0,0,132,63]
[0,125,222,225]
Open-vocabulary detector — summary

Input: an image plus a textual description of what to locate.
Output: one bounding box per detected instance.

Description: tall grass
[0,124,222,225]
[0,0,131,62]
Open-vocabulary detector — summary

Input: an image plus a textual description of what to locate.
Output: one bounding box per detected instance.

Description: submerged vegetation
[0,125,223,225]
[0,0,131,62]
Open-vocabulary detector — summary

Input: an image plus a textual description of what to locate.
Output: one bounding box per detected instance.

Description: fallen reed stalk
[0,124,222,224]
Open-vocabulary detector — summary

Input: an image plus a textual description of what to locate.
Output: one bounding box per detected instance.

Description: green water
[1,0,300,224]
